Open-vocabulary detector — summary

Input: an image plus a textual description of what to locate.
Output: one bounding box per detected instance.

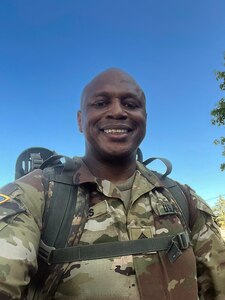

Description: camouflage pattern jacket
[0,157,225,299]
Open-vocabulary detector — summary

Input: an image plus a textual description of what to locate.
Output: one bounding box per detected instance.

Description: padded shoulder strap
[139,153,189,229]
[41,156,78,248]
[152,171,190,229]
[27,156,78,299]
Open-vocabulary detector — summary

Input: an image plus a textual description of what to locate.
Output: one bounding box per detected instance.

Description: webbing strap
[153,172,190,229]
[39,231,190,265]
[42,177,77,247]
[137,161,190,229]
[143,157,172,177]
[162,177,189,229]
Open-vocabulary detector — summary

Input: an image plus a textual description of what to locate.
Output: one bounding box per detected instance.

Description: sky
[0,0,225,207]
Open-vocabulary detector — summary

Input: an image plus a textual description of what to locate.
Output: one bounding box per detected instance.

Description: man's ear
[77,110,83,133]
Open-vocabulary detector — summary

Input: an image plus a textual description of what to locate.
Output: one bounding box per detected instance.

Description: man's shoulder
[137,160,213,214]
[184,185,213,216]
[0,169,45,224]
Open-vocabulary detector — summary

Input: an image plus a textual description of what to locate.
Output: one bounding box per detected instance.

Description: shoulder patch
[0,194,10,204]
[0,197,26,221]
[0,186,26,221]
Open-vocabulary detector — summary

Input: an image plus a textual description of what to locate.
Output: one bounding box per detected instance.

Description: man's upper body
[0,68,225,299]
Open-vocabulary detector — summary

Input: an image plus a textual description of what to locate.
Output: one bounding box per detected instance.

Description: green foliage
[211,54,225,171]
[213,196,225,229]
[211,98,225,126]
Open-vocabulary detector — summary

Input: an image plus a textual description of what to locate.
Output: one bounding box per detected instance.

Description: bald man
[0,68,224,299]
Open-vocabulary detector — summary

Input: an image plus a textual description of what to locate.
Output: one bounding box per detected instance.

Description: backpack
[15,147,191,299]
[15,147,190,229]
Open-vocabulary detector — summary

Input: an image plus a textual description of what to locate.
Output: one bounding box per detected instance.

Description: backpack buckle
[38,240,55,265]
[176,232,190,249]
[167,232,190,263]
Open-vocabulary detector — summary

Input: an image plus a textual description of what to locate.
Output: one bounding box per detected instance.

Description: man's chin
[100,147,137,161]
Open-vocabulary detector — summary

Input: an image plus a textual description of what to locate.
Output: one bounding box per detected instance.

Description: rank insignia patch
[0,194,10,204]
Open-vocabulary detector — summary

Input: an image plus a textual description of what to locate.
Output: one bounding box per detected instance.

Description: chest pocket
[82,200,128,244]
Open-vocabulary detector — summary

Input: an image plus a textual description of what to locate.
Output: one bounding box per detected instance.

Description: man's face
[78,69,147,161]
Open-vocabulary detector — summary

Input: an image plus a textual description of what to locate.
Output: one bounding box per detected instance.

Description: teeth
[104,129,128,134]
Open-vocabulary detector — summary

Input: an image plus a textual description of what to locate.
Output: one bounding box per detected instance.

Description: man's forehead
[91,68,136,81]
[82,68,143,97]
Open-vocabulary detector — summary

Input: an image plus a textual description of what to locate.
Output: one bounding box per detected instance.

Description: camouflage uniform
[0,158,225,299]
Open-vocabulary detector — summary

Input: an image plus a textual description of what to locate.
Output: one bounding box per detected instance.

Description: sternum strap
[39,231,190,265]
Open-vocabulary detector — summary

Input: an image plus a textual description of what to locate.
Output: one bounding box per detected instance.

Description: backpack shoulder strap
[141,155,190,229]
[27,155,79,299]
[40,156,78,249]
[152,172,190,229]
[15,148,78,252]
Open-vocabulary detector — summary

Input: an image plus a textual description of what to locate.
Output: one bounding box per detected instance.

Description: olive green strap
[138,157,190,229]
[39,231,190,265]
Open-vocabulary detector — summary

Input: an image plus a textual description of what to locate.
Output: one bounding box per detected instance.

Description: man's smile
[103,129,129,134]
[99,125,133,137]
[100,124,133,132]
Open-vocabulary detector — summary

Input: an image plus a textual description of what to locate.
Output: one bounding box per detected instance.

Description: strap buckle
[176,232,190,249]
[38,240,55,265]
[167,232,190,263]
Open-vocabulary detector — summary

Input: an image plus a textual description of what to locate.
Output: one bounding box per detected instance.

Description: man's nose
[108,100,127,119]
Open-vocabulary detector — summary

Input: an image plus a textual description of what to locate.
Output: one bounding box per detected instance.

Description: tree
[212,196,225,229]
[211,54,225,171]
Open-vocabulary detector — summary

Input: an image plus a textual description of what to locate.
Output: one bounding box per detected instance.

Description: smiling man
[78,68,147,183]
[0,68,225,299]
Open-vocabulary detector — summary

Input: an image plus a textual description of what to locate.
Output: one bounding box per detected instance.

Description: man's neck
[82,154,137,184]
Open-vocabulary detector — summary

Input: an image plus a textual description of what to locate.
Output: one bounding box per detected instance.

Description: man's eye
[124,101,139,109]
[93,100,107,107]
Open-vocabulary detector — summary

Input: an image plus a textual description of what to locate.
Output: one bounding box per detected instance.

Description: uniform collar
[72,157,164,199]
[72,157,96,185]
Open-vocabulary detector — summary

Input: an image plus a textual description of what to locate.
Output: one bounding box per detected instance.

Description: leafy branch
[211,54,225,171]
